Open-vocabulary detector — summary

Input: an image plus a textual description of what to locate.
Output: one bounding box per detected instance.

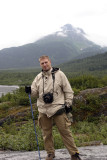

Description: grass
[0,115,107,151]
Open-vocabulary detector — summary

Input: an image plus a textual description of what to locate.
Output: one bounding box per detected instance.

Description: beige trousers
[38,112,79,156]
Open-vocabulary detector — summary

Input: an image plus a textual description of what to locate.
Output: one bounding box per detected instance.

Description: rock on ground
[0,145,107,160]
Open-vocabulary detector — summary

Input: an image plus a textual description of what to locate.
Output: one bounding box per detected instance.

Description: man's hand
[65,105,72,113]
[25,86,31,94]
[64,104,73,123]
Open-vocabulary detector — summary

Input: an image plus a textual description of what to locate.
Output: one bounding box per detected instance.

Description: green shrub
[0,120,107,151]
[69,75,102,90]
[72,93,103,122]
[0,87,36,106]
[0,103,11,111]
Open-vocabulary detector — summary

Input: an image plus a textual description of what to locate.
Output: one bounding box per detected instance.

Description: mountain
[0,24,107,69]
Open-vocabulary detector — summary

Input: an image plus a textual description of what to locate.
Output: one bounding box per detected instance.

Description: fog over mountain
[0,24,107,69]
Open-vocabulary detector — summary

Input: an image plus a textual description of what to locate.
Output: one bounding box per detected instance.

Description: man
[26,55,82,160]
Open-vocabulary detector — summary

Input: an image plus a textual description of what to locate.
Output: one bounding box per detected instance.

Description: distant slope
[0,53,107,86]
[0,24,106,69]
[59,52,107,76]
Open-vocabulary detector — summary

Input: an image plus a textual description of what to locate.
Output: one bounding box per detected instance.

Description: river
[0,85,19,97]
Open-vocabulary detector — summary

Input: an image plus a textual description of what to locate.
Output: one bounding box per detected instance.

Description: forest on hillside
[59,52,107,77]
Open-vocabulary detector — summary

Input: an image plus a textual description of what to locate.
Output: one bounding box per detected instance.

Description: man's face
[40,58,51,71]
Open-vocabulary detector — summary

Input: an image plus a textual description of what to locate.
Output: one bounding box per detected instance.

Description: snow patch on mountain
[56,31,67,37]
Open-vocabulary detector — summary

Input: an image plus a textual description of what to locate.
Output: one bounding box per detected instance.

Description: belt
[54,108,65,116]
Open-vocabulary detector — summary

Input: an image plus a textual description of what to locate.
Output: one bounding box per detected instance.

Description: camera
[43,92,53,104]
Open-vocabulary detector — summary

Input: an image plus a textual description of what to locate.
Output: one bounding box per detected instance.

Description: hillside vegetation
[59,52,107,77]
[0,75,107,151]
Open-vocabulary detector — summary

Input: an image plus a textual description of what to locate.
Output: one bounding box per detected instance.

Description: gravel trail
[0,145,107,160]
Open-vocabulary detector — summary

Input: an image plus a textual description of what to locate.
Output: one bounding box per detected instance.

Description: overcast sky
[0,0,107,50]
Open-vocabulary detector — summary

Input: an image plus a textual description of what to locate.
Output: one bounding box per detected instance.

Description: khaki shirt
[31,68,74,117]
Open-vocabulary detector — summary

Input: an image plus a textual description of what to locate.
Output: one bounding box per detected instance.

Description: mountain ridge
[0,24,107,69]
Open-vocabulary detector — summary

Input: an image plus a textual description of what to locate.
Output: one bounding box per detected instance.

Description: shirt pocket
[64,113,72,127]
